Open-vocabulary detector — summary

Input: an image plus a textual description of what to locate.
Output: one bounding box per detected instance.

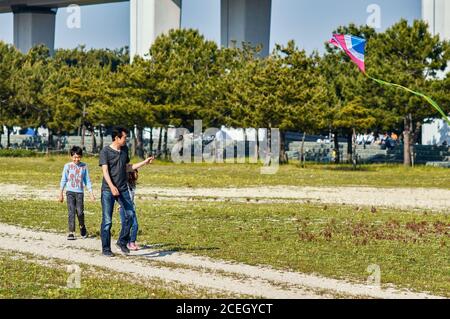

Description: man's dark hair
[111,126,128,141]
[70,146,83,157]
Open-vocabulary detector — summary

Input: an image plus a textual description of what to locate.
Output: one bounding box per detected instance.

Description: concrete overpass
[0,0,272,57]
[0,0,123,11]
[0,0,448,58]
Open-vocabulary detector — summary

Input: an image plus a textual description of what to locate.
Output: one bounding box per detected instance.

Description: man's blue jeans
[100,190,135,252]
[119,206,138,243]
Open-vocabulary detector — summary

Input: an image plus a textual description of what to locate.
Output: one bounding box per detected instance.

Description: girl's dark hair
[70,146,83,156]
[128,169,138,189]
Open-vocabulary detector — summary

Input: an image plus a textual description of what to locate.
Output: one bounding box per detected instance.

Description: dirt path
[1,184,449,211]
[0,223,444,299]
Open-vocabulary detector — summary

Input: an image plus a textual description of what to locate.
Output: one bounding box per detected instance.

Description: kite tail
[364,73,450,126]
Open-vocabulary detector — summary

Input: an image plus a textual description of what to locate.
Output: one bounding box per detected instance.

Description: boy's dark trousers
[67,191,85,233]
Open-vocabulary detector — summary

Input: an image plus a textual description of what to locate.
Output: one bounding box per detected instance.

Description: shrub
[0,149,39,157]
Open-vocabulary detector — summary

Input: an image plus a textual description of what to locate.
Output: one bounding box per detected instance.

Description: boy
[59,146,96,240]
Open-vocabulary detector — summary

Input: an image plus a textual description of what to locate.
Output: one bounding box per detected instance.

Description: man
[99,126,154,257]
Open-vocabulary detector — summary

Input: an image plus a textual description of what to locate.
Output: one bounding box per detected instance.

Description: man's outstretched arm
[131,156,154,171]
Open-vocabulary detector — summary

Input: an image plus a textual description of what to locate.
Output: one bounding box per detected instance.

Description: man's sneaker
[102,250,115,257]
[80,226,88,239]
[127,242,140,251]
[115,243,130,255]
[67,233,76,241]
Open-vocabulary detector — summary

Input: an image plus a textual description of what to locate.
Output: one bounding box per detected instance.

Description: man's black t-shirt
[99,145,130,192]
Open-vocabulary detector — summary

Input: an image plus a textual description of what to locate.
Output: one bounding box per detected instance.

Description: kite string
[364,73,450,126]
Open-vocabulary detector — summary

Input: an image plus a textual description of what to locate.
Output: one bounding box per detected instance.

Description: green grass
[0,199,448,297]
[0,155,449,189]
[0,250,236,299]
[1,155,448,297]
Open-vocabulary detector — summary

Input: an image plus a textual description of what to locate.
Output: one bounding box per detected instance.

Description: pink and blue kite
[330,34,366,73]
[330,34,450,126]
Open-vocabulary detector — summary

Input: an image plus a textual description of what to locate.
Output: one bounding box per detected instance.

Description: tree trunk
[403,114,412,167]
[6,126,11,149]
[90,128,97,154]
[157,127,163,158]
[136,126,144,159]
[413,121,422,146]
[47,130,53,155]
[255,129,260,162]
[163,127,168,160]
[149,127,153,155]
[300,131,306,168]
[352,128,357,169]
[99,126,104,151]
[347,131,353,164]
[333,132,340,164]
[81,104,86,151]
[264,127,272,166]
[411,120,422,168]
[131,127,136,157]
[81,124,86,151]
[279,130,288,164]
[242,129,248,163]
[56,132,62,151]
[0,125,3,148]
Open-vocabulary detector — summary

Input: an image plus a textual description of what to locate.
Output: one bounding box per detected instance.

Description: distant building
[422,119,449,146]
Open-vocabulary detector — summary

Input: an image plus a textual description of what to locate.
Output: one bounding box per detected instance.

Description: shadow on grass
[136,243,220,258]
[321,166,372,172]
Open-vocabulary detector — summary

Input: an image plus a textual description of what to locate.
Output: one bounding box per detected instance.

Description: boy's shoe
[115,242,130,255]
[67,233,76,241]
[102,250,115,257]
[127,242,140,251]
[80,226,88,239]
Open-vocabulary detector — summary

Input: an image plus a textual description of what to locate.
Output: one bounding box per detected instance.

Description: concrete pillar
[422,1,450,135]
[422,0,450,76]
[221,0,272,56]
[422,0,450,39]
[12,6,57,55]
[130,0,182,61]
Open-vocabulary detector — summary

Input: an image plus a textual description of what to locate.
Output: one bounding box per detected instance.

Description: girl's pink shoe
[127,242,140,251]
